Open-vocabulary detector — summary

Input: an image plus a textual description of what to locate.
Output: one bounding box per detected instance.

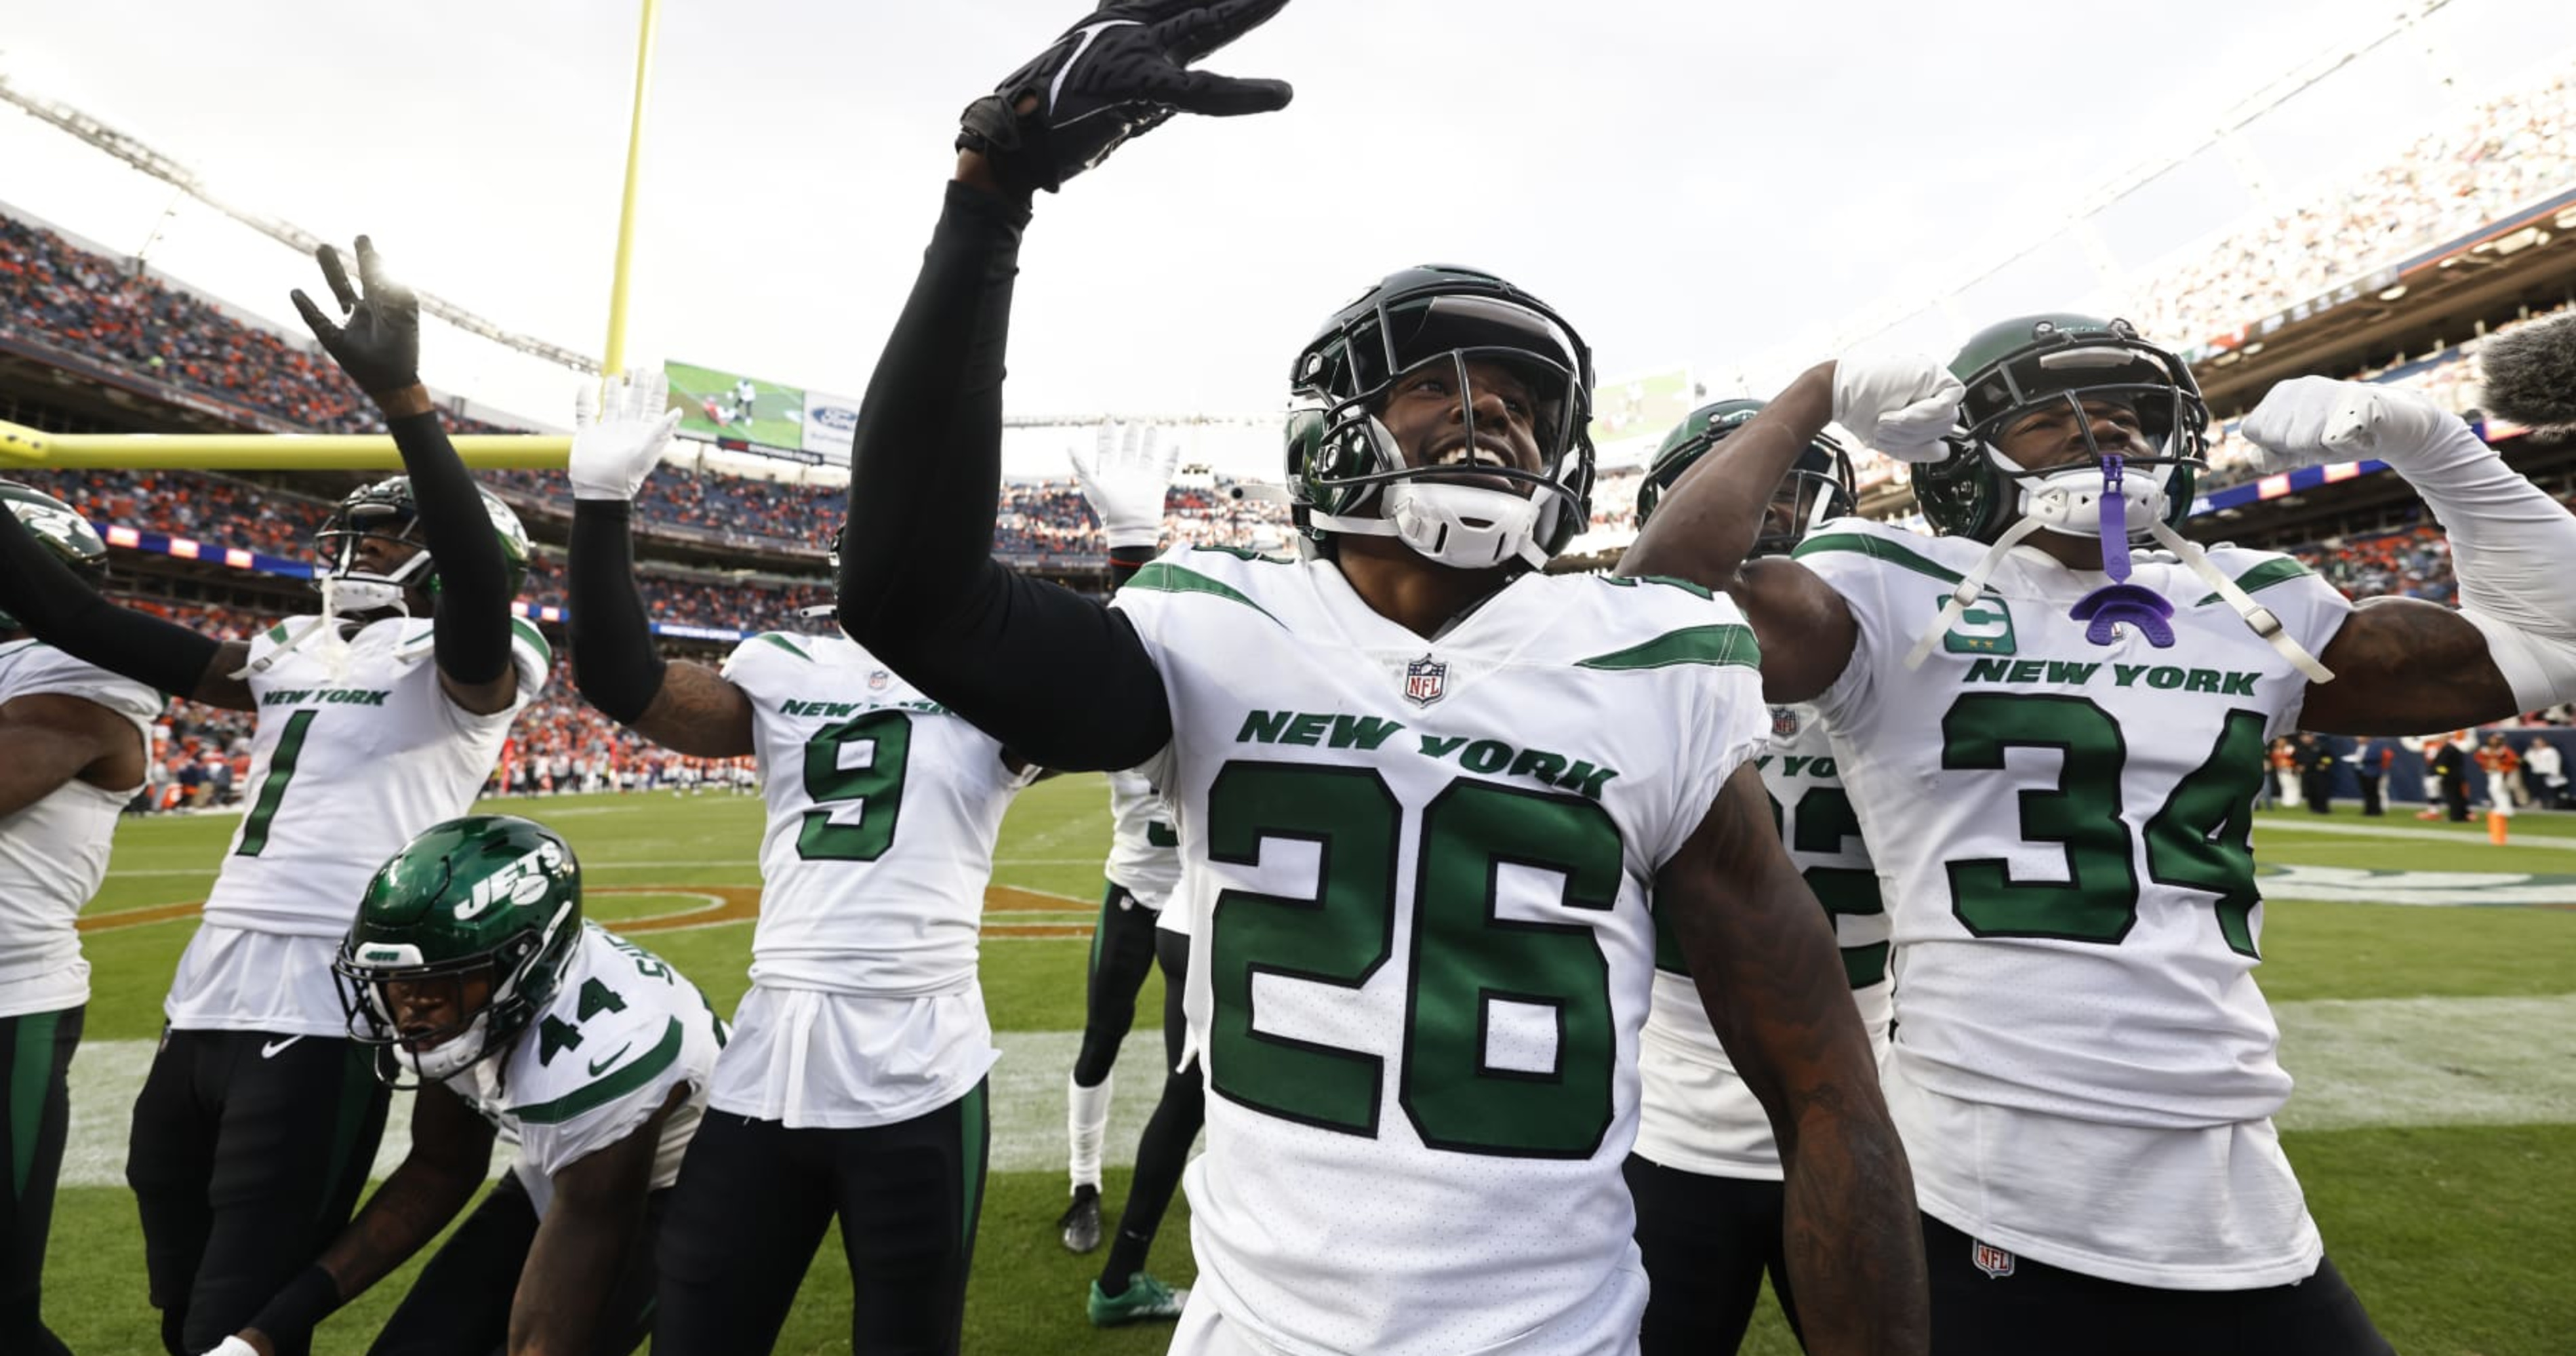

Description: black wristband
[1108,544,1156,590]
[247,1263,343,1342]
[569,500,668,724]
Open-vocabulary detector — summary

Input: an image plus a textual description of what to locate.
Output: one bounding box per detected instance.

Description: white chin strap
[1903,452,2334,682]
[237,551,432,681]
[1312,481,1552,572]
[2006,454,2171,538]
[391,1011,496,1081]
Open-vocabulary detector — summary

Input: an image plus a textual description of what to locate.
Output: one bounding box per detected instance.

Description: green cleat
[1087,1271,1190,1327]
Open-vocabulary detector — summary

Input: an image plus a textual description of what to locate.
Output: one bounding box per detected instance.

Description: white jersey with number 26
[1114,546,1768,1356]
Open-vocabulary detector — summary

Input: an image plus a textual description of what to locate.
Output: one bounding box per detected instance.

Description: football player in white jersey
[0,483,160,1356]
[208,816,721,1356]
[830,7,1927,1353]
[0,237,544,1356]
[563,371,1034,1355]
[1628,315,2576,1354]
[1060,431,1199,1325]
[1623,405,1894,1353]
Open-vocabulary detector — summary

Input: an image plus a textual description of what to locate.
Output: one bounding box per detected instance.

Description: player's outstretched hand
[1071,421,1180,548]
[289,236,420,400]
[1830,354,1965,464]
[959,0,1295,195]
[569,368,685,502]
[2240,375,2469,474]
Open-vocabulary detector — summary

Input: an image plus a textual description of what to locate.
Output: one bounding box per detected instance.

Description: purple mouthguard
[2069,454,2175,647]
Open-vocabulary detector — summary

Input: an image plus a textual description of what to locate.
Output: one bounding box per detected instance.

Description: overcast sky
[5,0,2575,469]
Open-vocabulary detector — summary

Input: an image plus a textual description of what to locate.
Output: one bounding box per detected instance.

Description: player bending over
[207,816,721,1356]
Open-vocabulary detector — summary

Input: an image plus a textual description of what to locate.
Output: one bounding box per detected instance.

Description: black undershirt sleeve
[836,180,1172,771]
[567,500,669,725]
[1108,544,1157,590]
[0,505,221,695]
[388,410,514,686]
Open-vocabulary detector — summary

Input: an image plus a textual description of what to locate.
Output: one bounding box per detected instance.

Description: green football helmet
[312,476,531,616]
[334,814,582,1083]
[1915,314,2209,543]
[1632,399,1857,556]
[1285,264,1596,571]
[0,481,108,632]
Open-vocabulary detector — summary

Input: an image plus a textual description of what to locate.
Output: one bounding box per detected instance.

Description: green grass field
[41,786,2576,1353]
[666,361,807,451]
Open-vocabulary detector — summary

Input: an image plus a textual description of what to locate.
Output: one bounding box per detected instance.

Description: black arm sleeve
[568,500,668,724]
[836,180,1172,772]
[388,410,513,685]
[0,505,220,695]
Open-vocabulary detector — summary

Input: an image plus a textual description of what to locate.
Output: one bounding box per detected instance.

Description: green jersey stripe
[510,617,553,666]
[2194,556,2314,607]
[1125,562,1286,626]
[757,633,813,662]
[511,1016,685,1125]
[1576,623,1761,672]
[1792,532,1967,584]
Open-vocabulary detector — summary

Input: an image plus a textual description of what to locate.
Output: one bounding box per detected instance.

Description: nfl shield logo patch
[868,669,891,692]
[1770,706,1800,738]
[1404,654,1447,707]
[1971,1240,2015,1279]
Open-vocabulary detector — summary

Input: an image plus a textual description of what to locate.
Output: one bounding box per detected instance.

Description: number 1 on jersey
[235,709,317,857]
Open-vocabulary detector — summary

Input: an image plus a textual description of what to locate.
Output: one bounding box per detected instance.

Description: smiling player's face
[1375,356,1546,495]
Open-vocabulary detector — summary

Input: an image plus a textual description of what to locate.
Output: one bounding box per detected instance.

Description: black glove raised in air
[957,0,1295,195]
[289,235,421,398]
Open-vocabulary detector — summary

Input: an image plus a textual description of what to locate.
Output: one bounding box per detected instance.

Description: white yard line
[54,995,2573,1187]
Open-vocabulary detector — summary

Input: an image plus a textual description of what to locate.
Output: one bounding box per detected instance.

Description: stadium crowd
[18,57,2576,555]
[0,214,519,436]
[2128,71,2576,349]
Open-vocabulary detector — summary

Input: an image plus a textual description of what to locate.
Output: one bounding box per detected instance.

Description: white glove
[1830,355,1965,464]
[200,1338,262,1356]
[2238,375,2471,475]
[1071,422,1179,549]
[569,368,685,502]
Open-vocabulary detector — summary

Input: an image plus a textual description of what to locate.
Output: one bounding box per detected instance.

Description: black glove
[958,0,1293,195]
[289,235,420,397]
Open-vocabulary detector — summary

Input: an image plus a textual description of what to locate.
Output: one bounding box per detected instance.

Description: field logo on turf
[2255,864,2576,909]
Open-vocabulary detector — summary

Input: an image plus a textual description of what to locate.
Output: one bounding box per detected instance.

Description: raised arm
[1617,359,1960,704]
[1658,762,1927,1355]
[834,1,1291,771]
[291,237,519,715]
[0,508,245,708]
[565,371,757,757]
[2236,369,2576,734]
